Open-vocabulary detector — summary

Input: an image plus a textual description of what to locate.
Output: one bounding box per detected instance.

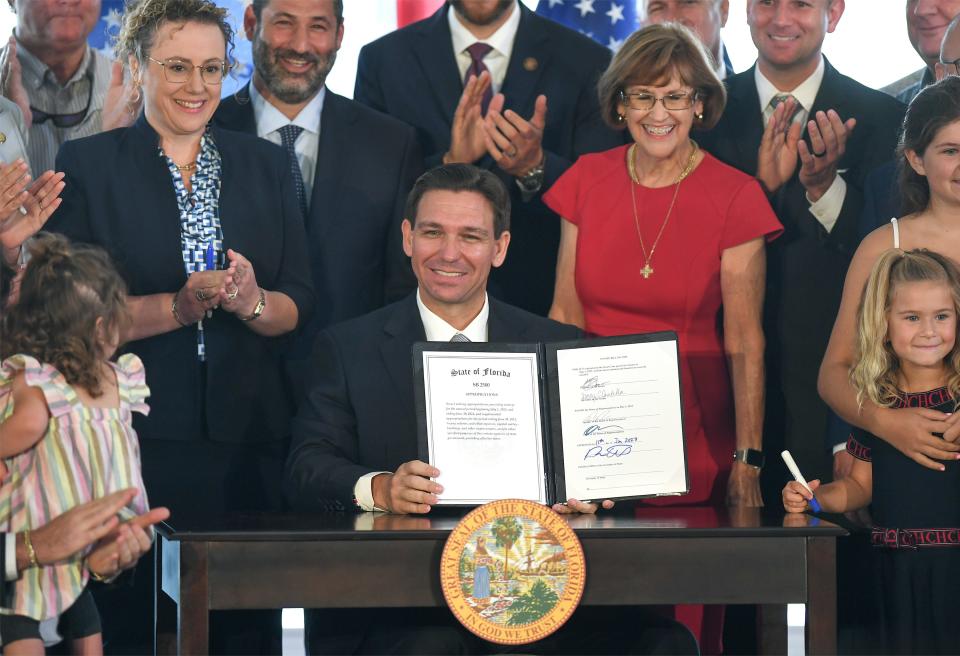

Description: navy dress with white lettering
[848,387,960,654]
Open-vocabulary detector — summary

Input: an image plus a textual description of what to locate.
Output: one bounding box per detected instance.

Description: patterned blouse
[160,130,223,361]
[0,354,151,620]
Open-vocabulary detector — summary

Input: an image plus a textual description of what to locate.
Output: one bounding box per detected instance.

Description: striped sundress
[0,353,150,621]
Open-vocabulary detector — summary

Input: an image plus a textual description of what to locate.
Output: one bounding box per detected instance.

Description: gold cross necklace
[627,140,699,279]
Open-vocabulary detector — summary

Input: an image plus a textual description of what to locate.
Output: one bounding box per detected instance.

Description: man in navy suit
[214,0,422,376]
[285,164,697,656]
[697,0,905,498]
[354,0,623,316]
[641,0,734,79]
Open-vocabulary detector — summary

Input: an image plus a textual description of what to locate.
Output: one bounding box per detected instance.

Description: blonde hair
[115,0,234,67]
[596,22,726,130]
[851,249,960,408]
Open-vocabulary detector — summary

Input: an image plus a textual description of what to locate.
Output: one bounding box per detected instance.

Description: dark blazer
[858,160,900,241]
[47,117,314,445]
[697,60,905,480]
[213,86,422,356]
[355,4,625,315]
[284,293,581,511]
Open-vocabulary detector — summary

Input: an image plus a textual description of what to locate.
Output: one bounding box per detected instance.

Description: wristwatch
[515,156,546,195]
[239,287,266,322]
[733,448,765,470]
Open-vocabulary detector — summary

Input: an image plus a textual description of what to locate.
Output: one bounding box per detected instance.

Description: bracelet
[171,289,188,327]
[87,565,120,584]
[23,529,39,569]
[238,287,266,322]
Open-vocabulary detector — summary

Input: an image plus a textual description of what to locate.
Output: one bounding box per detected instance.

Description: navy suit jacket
[355,4,624,315]
[858,160,900,241]
[284,294,581,511]
[48,117,314,445]
[697,60,905,474]
[213,86,422,355]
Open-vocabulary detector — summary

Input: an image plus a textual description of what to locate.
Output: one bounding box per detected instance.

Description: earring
[617,113,625,123]
[696,112,704,121]
[127,85,142,114]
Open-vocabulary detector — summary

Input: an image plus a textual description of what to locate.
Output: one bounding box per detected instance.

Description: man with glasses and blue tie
[0,0,139,177]
[214,0,422,394]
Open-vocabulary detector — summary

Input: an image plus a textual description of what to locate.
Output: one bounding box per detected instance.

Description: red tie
[465,42,494,115]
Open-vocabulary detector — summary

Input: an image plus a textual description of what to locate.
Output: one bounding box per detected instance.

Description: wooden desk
[156,507,844,655]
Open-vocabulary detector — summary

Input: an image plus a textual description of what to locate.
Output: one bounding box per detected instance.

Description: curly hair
[1,234,129,397]
[851,248,960,410]
[115,0,234,70]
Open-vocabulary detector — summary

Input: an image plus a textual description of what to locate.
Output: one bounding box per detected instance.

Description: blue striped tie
[450,333,471,342]
[278,124,307,218]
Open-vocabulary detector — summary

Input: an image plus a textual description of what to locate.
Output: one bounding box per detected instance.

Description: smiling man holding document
[284,163,697,656]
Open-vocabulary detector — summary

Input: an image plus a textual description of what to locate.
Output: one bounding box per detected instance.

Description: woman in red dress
[543,24,782,652]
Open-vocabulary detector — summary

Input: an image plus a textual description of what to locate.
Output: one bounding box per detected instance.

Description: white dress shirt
[755,57,845,233]
[448,1,521,94]
[4,532,15,581]
[249,81,324,203]
[353,290,491,511]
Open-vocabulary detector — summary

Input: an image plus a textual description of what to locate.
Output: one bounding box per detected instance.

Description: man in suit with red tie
[354,0,624,316]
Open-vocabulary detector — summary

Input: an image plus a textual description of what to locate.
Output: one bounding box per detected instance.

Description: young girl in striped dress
[0,234,151,655]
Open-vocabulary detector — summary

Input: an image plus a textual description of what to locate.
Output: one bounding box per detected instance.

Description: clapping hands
[447,71,547,178]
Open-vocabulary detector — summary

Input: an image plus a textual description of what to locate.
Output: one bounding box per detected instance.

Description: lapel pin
[523,57,538,72]
[0,133,6,144]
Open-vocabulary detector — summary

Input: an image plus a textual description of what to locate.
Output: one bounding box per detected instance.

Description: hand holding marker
[781,450,822,513]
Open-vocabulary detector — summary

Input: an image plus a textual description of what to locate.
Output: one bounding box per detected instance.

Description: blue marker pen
[205,243,215,272]
[781,450,822,513]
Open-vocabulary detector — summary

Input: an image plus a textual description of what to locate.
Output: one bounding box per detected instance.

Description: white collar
[754,56,825,115]
[249,80,325,138]
[447,1,521,60]
[416,289,490,343]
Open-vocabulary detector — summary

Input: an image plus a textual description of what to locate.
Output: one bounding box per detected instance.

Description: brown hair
[2,234,129,397]
[597,22,726,130]
[404,164,511,239]
[898,76,960,216]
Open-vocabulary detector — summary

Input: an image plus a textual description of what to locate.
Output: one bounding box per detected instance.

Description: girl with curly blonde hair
[785,248,960,654]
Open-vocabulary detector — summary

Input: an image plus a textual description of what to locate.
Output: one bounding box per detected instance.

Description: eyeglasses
[147,56,229,85]
[619,90,698,111]
[31,84,92,128]
[940,57,960,76]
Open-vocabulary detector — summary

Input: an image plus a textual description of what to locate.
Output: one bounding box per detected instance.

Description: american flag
[535,0,639,52]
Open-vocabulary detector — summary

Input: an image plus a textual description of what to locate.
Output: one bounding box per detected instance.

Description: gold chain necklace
[627,140,699,279]
[175,161,197,172]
